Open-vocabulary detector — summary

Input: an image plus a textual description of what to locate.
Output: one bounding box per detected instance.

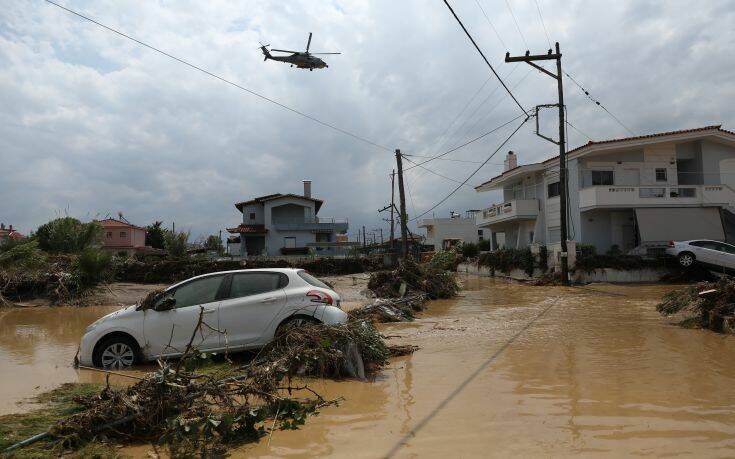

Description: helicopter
[260,32,340,71]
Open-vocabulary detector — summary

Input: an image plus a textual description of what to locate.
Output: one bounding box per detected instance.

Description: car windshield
[298,270,330,289]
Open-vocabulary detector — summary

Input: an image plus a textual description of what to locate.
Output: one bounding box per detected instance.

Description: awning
[635,207,724,243]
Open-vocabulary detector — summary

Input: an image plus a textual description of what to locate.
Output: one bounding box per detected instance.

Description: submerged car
[666,239,735,271]
[79,268,346,368]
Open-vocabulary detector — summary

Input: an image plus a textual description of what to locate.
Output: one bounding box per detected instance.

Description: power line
[404,155,489,165]
[43,0,392,153]
[443,0,527,117]
[402,156,476,189]
[563,70,635,136]
[404,113,525,171]
[504,0,529,49]
[409,116,530,221]
[473,0,507,49]
[533,0,553,49]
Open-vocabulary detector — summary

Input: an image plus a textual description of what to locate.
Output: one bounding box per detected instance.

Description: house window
[249,212,256,220]
[106,231,112,238]
[120,231,127,238]
[591,170,614,186]
[547,181,560,198]
[655,168,667,182]
[283,237,296,249]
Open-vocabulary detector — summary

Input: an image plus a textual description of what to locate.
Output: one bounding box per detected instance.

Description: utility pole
[390,169,396,252]
[395,149,409,260]
[362,225,367,248]
[505,42,569,285]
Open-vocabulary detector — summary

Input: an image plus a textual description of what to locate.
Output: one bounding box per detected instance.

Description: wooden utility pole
[390,169,396,251]
[395,149,409,260]
[362,225,366,248]
[505,42,569,285]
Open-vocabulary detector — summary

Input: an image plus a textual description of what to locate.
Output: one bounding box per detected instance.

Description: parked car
[79,268,347,369]
[666,240,735,271]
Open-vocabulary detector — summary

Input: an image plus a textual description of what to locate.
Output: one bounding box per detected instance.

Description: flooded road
[3,276,735,457]
[238,277,735,458]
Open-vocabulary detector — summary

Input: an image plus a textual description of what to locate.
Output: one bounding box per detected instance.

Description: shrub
[145,221,166,249]
[460,242,479,259]
[575,243,596,259]
[429,250,461,271]
[538,246,548,273]
[163,230,189,260]
[574,254,668,272]
[478,248,536,276]
[606,245,623,257]
[0,240,47,271]
[74,248,113,287]
[35,217,102,253]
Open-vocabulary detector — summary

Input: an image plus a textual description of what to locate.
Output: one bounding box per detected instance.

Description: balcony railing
[476,199,539,227]
[579,185,735,209]
[271,217,348,232]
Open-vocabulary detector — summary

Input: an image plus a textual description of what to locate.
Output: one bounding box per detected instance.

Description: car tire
[275,315,319,337]
[678,252,696,268]
[92,335,140,369]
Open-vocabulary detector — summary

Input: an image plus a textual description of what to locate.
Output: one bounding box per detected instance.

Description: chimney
[302,180,312,198]
[504,151,517,172]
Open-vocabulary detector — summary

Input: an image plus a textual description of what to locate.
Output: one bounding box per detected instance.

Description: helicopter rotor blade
[310,52,341,55]
[257,42,270,48]
[306,32,312,53]
[270,49,299,53]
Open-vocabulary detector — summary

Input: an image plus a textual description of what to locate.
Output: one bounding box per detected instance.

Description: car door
[689,241,720,267]
[142,274,226,359]
[712,242,735,269]
[217,272,288,349]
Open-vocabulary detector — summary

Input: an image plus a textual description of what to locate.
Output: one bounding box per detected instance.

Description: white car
[79,268,347,368]
[666,240,735,271]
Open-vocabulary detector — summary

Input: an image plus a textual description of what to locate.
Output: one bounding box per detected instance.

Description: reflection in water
[3,278,735,457]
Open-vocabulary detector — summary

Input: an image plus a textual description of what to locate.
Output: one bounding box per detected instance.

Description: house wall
[271,203,308,222]
[263,197,319,256]
[132,228,146,248]
[421,218,479,250]
[240,204,264,224]
[102,224,133,248]
[702,140,735,188]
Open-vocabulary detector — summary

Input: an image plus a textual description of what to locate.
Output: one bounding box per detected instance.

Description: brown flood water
[2,276,735,457]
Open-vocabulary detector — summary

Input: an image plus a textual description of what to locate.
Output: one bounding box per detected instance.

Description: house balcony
[476,199,539,227]
[271,217,348,233]
[578,185,735,211]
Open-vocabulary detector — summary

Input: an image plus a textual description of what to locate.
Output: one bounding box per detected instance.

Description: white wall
[422,218,480,250]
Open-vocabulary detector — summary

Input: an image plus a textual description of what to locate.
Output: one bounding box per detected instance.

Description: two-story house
[475,126,735,255]
[418,211,484,251]
[99,218,150,256]
[227,181,349,257]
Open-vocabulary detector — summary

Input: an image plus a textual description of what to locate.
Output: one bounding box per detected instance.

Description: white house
[475,126,735,255]
[418,211,485,250]
[227,181,349,257]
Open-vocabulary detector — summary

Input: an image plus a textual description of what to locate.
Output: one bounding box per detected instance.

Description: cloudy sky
[1,0,734,241]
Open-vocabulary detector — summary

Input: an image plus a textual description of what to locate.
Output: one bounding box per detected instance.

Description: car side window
[691,241,717,250]
[714,242,735,254]
[229,273,285,299]
[171,275,224,309]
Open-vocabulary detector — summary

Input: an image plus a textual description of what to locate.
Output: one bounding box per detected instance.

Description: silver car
[78,268,347,368]
[666,239,735,271]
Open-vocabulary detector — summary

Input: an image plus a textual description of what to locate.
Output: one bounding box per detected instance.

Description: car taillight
[668,240,675,247]
[306,290,333,305]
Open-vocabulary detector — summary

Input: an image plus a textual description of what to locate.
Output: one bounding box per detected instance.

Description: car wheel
[275,315,319,337]
[678,252,696,268]
[93,335,139,369]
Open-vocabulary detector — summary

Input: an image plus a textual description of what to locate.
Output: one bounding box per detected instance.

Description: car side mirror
[154,296,176,311]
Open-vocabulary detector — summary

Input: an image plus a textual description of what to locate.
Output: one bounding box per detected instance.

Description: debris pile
[657,277,735,333]
[5,319,407,457]
[349,294,427,323]
[368,259,459,299]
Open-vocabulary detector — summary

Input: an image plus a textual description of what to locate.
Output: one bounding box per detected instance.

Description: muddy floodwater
[3,276,735,457]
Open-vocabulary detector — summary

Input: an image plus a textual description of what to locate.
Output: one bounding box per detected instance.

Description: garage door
[635,207,724,243]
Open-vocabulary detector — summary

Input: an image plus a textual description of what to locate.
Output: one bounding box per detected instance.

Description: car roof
[167,268,305,290]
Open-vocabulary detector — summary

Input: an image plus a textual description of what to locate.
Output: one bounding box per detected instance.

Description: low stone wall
[457,262,670,284]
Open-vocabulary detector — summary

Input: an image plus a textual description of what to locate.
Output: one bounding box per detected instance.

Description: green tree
[204,234,223,254]
[145,221,166,249]
[35,217,102,253]
[164,230,190,260]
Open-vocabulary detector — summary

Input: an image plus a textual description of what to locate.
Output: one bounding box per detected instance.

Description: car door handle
[260,297,279,304]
